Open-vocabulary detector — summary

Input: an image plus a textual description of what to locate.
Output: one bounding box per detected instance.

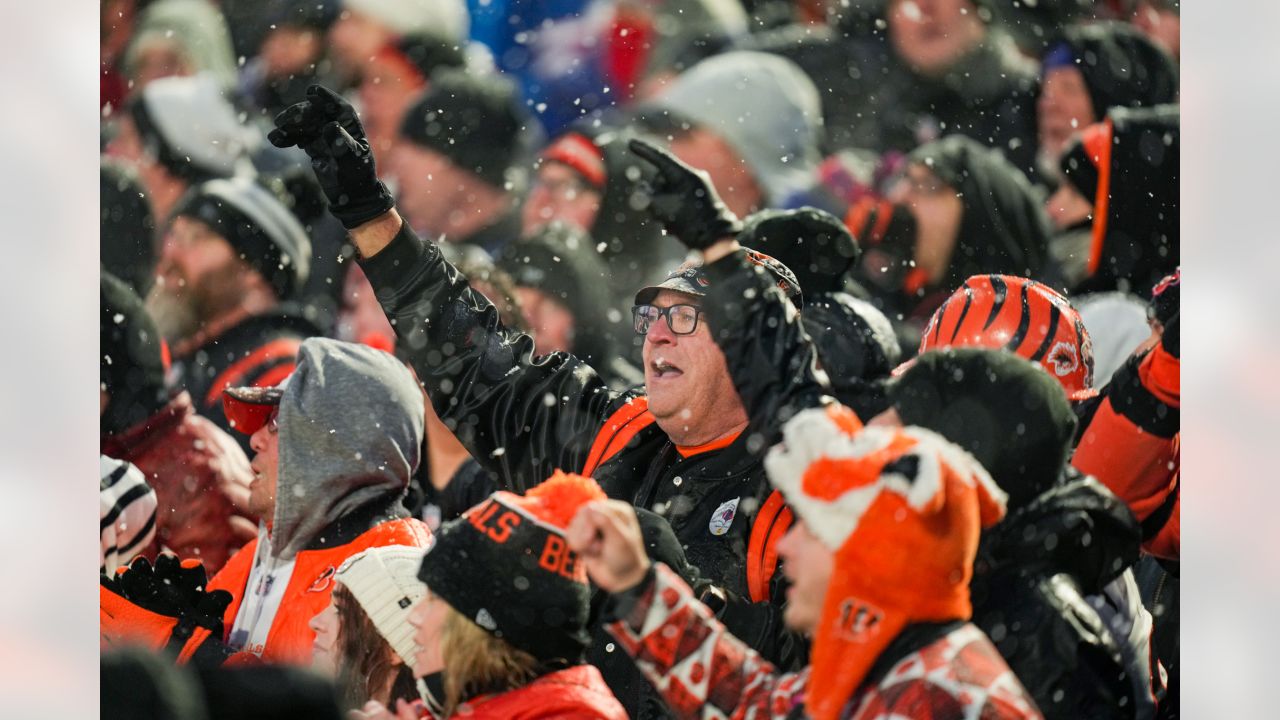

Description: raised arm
[270,86,620,490]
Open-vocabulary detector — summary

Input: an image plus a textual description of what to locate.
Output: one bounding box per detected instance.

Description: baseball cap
[633,248,803,306]
[221,383,287,435]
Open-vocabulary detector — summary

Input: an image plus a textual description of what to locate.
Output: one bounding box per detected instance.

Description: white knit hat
[334,545,429,667]
[342,0,469,43]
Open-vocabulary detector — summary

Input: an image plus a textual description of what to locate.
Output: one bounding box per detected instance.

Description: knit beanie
[129,74,252,184]
[171,178,312,299]
[538,132,607,190]
[398,70,527,190]
[764,405,1007,720]
[640,51,823,203]
[496,222,613,362]
[101,270,169,435]
[334,546,430,667]
[416,471,606,663]
[737,207,861,297]
[888,348,1077,510]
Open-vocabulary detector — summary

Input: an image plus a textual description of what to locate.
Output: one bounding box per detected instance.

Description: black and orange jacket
[167,309,320,454]
[1073,341,1179,561]
[358,224,808,714]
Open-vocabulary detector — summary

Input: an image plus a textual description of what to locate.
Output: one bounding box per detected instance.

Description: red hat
[540,132,607,189]
[764,405,1007,720]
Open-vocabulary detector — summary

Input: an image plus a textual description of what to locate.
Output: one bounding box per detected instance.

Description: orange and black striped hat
[919,275,1094,400]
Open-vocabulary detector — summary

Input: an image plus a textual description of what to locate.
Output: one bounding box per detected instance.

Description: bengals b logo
[836,598,884,642]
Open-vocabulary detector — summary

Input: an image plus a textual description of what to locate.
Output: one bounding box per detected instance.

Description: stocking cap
[335,545,430,668]
[416,471,606,663]
[764,405,1007,720]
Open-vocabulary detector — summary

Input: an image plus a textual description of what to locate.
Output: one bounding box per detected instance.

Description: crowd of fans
[98,0,1180,717]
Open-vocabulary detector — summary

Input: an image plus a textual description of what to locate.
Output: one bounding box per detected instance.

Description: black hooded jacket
[971,472,1144,720]
[1048,22,1179,119]
[745,26,1041,180]
[358,222,809,718]
[910,135,1054,294]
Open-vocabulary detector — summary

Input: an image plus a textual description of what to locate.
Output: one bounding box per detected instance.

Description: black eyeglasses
[632,304,703,336]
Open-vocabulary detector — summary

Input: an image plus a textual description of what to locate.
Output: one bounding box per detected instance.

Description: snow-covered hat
[335,545,430,666]
[640,51,823,204]
[129,74,254,183]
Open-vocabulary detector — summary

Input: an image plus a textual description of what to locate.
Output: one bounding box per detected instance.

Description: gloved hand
[103,555,232,638]
[268,84,394,229]
[629,137,742,250]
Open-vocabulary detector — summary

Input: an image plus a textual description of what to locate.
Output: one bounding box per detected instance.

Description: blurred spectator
[522,129,675,309]
[105,75,256,222]
[309,546,426,711]
[637,51,823,216]
[1037,21,1178,181]
[102,271,258,574]
[238,0,342,119]
[101,0,140,113]
[1056,105,1179,296]
[358,34,466,161]
[146,178,318,450]
[327,0,469,84]
[123,0,238,96]
[389,70,530,252]
[497,223,642,390]
[866,135,1051,323]
[100,455,158,574]
[1129,0,1180,60]
[101,160,157,297]
[749,0,1040,178]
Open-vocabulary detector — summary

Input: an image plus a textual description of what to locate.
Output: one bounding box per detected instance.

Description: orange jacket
[101,516,432,665]
[1073,344,1179,560]
[199,516,432,664]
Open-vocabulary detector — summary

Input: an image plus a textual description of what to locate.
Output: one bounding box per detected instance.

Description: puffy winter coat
[971,474,1148,720]
[359,223,808,716]
[199,512,431,664]
[101,391,257,574]
[442,665,627,720]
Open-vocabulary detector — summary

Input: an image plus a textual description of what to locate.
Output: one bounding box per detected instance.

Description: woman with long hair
[309,545,427,711]
[353,471,627,719]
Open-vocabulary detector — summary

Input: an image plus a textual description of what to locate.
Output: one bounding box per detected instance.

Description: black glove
[629,137,742,250]
[269,84,394,229]
[103,555,233,639]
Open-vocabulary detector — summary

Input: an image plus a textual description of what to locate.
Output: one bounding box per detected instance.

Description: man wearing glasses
[269,86,812,712]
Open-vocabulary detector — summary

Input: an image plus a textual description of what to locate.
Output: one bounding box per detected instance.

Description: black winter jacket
[358,223,806,717]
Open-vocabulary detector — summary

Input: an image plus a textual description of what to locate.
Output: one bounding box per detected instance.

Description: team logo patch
[1047,341,1080,378]
[836,597,885,642]
[709,497,740,536]
[307,565,336,594]
[475,608,498,631]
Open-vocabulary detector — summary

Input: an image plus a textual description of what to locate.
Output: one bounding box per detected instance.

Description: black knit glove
[103,555,232,639]
[629,137,742,250]
[268,84,394,229]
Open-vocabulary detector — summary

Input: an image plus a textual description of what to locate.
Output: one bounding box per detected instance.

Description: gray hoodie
[270,338,424,560]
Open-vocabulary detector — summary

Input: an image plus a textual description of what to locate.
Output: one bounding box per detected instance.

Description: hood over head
[803,291,902,385]
[976,470,1140,594]
[908,135,1050,290]
[640,51,823,204]
[272,338,424,559]
[1044,21,1179,118]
